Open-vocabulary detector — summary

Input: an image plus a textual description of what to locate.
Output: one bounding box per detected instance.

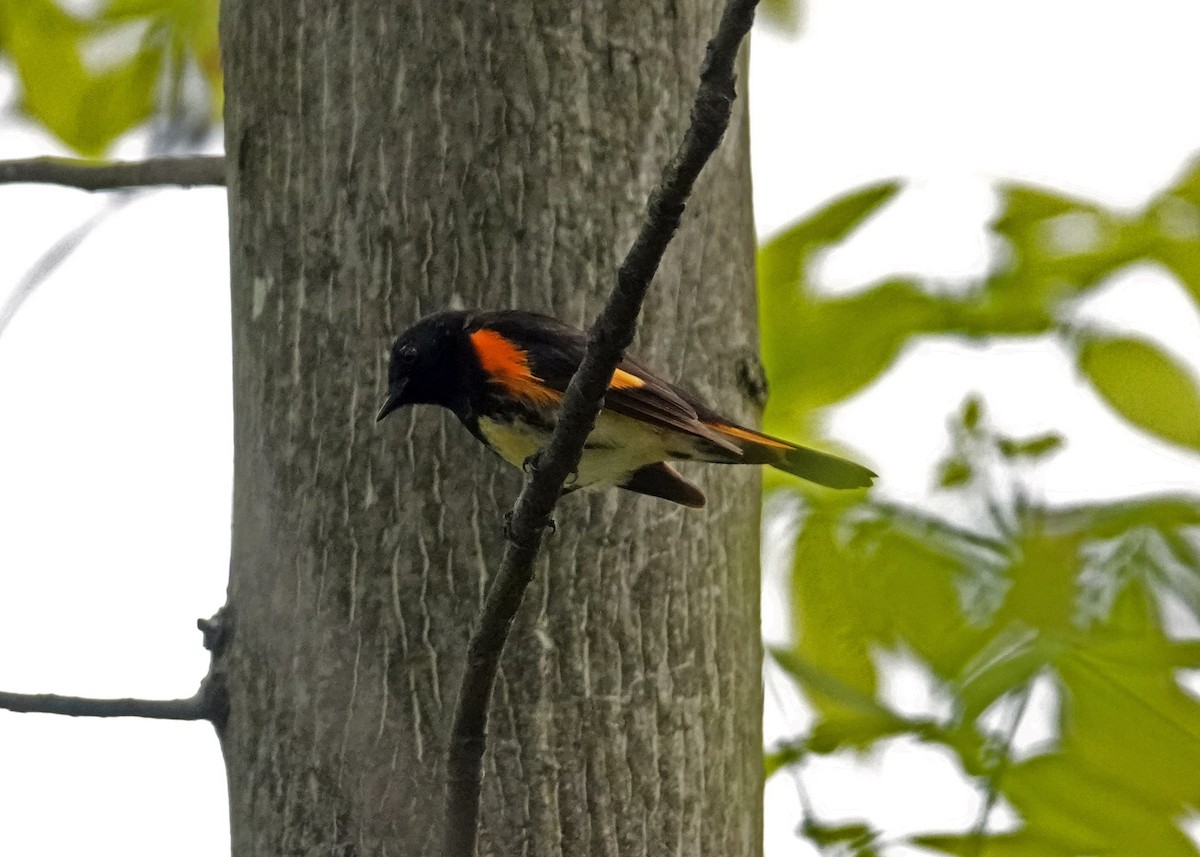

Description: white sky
[3,2,1200,855]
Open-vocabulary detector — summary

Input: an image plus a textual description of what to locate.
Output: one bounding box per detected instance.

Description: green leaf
[961,395,984,433]
[784,509,879,714]
[770,650,941,752]
[0,0,164,154]
[996,432,1063,461]
[757,183,1019,431]
[758,0,803,36]
[952,625,1051,723]
[759,182,902,276]
[1043,496,1200,540]
[99,0,222,91]
[186,0,222,108]
[764,740,806,778]
[1160,155,1200,206]
[98,0,222,115]
[761,278,948,432]
[776,487,1200,855]
[937,457,974,488]
[992,532,1084,634]
[987,610,1200,854]
[913,831,1088,857]
[0,0,221,152]
[758,183,903,347]
[807,711,936,754]
[994,185,1098,228]
[1007,753,1200,856]
[968,184,1145,335]
[794,503,995,683]
[1056,639,1200,801]
[801,819,878,852]
[1167,640,1200,668]
[770,649,892,721]
[1158,531,1200,617]
[991,185,1121,271]
[74,43,164,155]
[1152,238,1200,307]
[1077,333,1200,451]
[1,0,89,144]
[1136,159,1200,306]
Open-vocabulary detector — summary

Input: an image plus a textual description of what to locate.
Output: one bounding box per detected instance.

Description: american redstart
[377,309,875,507]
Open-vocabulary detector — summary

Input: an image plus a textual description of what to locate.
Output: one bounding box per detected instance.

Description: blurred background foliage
[0,0,219,155]
[761,170,1200,855]
[4,2,1199,856]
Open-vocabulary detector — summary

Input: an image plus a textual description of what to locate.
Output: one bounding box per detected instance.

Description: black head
[376,310,472,422]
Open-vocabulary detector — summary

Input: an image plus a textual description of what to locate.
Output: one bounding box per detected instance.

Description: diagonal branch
[0,155,226,191]
[0,690,212,721]
[442,1,760,855]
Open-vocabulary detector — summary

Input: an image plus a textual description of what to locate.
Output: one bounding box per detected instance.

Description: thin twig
[0,689,212,721]
[969,683,1034,856]
[0,611,231,724]
[764,663,816,820]
[0,155,225,191]
[0,195,134,338]
[441,2,760,855]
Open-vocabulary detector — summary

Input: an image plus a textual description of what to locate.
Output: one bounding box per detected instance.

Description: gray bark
[219,2,763,855]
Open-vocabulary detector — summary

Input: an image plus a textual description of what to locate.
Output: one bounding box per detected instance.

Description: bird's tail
[703,422,876,489]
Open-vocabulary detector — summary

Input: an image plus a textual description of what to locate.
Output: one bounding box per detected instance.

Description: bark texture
[220,2,762,855]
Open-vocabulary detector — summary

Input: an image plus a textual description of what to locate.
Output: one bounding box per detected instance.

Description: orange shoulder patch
[470,329,560,405]
[709,422,793,450]
[609,368,645,390]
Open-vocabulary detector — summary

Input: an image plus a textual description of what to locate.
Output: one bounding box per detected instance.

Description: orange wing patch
[708,422,793,450]
[609,368,645,390]
[470,329,560,405]
[471,330,646,404]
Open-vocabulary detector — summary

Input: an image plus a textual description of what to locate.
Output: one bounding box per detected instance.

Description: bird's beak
[376,385,405,423]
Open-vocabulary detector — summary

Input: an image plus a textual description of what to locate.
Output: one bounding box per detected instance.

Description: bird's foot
[522,452,577,491]
[522,451,543,474]
[503,510,556,540]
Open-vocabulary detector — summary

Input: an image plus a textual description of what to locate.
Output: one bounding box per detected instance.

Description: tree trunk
[219,2,762,855]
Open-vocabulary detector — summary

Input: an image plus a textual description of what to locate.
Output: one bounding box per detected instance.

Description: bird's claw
[523,452,578,492]
[503,510,556,540]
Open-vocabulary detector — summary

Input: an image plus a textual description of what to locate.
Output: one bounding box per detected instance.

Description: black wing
[470,310,741,455]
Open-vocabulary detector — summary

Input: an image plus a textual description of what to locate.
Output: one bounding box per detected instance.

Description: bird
[376,309,875,507]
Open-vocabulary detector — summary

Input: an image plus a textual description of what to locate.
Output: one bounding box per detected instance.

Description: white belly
[477,411,672,489]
